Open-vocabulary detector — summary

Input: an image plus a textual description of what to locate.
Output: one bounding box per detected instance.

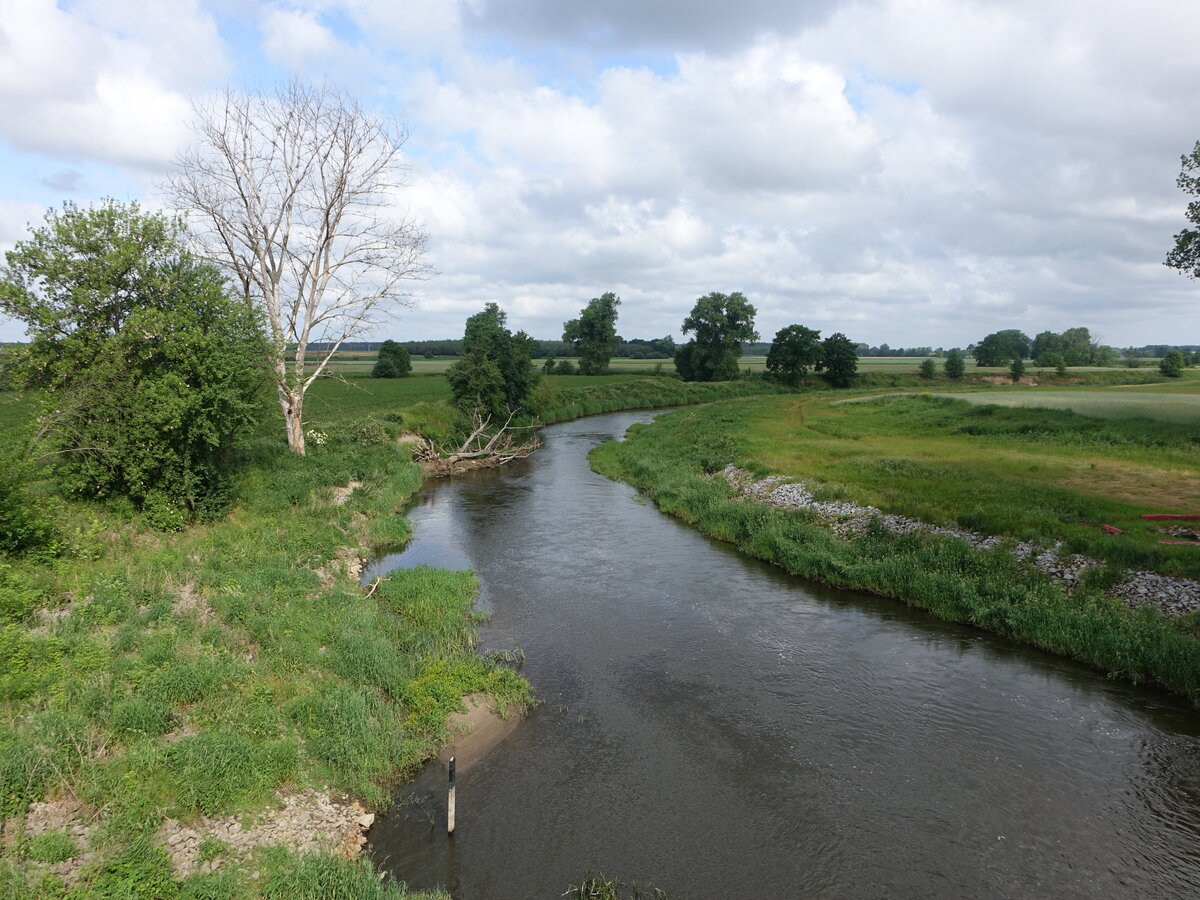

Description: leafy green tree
[943,348,965,379]
[372,339,412,378]
[1166,140,1200,279]
[817,332,858,387]
[446,303,538,420]
[1010,356,1026,382]
[673,291,758,382]
[1031,330,1066,361]
[0,200,269,524]
[973,330,1031,366]
[542,356,557,374]
[918,358,937,379]
[563,292,621,375]
[765,324,822,387]
[1037,351,1064,370]
[1160,349,1187,377]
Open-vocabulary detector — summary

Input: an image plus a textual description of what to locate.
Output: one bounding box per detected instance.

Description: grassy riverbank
[0,371,783,897]
[589,394,1200,703]
[0,410,529,897]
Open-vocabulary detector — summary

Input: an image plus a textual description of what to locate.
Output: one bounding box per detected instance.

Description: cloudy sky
[2,0,1198,348]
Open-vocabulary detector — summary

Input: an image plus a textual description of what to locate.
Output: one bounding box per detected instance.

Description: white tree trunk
[281,389,306,456]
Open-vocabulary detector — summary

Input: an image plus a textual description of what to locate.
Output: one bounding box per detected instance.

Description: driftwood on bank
[413,411,541,476]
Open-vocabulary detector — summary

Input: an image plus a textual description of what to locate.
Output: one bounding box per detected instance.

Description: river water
[365,410,1200,899]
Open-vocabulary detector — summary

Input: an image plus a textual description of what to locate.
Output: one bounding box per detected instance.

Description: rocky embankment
[720,465,1200,618]
[6,790,374,886]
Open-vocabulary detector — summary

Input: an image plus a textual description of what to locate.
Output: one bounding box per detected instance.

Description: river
[365,410,1200,899]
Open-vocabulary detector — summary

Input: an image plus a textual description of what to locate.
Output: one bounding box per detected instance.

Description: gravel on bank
[719,465,1200,618]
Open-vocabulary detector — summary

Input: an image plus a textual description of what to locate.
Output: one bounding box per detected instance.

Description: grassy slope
[0,389,523,898]
[0,370,777,898]
[589,394,1200,704]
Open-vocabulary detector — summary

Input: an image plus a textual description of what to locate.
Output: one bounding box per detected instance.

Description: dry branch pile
[414,411,541,476]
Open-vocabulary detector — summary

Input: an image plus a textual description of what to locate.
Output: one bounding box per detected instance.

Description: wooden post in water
[447,755,457,835]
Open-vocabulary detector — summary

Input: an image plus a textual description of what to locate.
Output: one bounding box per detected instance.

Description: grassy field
[590,392,1200,702]
[929,389,1200,424]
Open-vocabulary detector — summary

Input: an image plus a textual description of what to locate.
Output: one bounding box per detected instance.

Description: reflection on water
[367,411,1200,899]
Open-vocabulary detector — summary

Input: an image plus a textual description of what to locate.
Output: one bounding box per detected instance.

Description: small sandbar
[438,693,522,774]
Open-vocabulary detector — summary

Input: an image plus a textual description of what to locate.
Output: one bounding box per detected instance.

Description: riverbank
[0,414,530,898]
[589,396,1200,703]
[0,375,781,897]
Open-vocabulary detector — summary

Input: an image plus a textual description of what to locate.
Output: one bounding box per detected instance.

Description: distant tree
[674,291,758,382]
[541,356,557,374]
[372,339,411,378]
[1037,351,1064,370]
[563,292,621,375]
[765,324,822,387]
[1160,349,1187,378]
[554,359,577,375]
[943,348,965,380]
[1031,330,1066,361]
[817,333,858,387]
[1165,140,1200,279]
[446,303,538,420]
[1010,357,1026,382]
[974,330,1031,366]
[1060,327,1096,366]
[1056,359,1068,377]
[0,200,269,523]
[1121,348,1142,367]
[918,358,937,379]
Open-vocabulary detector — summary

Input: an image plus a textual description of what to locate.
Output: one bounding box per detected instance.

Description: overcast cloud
[1,0,1198,347]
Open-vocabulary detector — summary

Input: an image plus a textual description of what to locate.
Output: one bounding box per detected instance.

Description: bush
[554,359,577,375]
[0,469,57,557]
[1160,349,1186,377]
[918,359,936,379]
[371,357,399,378]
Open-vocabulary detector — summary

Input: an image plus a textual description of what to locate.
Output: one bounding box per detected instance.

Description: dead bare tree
[167,79,431,455]
[413,410,541,476]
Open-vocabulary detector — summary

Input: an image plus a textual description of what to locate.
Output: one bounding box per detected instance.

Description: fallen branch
[413,409,541,476]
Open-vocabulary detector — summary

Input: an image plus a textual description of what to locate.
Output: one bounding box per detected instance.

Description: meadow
[932,389,1200,424]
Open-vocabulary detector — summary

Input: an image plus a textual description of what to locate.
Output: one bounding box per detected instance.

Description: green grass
[589,395,1200,703]
[934,389,1200,424]
[0,396,528,896]
[727,393,1200,578]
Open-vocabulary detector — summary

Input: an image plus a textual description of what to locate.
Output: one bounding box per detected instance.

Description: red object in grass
[1099,525,1125,535]
[1141,514,1200,520]
[1159,540,1200,546]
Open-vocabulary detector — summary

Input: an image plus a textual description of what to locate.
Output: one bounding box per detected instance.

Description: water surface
[366,410,1200,899]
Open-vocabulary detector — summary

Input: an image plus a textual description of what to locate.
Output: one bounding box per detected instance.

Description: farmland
[931,389,1200,424]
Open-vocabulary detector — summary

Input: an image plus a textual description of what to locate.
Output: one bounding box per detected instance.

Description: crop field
[936,389,1200,424]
